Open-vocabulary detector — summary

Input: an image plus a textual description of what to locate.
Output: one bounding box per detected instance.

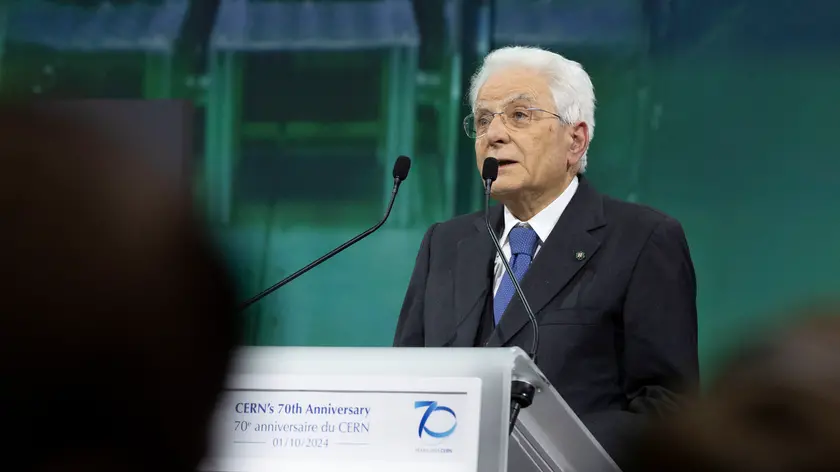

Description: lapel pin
[575,251,586,261]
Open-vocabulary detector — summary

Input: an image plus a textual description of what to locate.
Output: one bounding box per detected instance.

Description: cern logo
[414,400,457,439]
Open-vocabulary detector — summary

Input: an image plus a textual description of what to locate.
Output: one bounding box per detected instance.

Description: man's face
[473,67,587,199]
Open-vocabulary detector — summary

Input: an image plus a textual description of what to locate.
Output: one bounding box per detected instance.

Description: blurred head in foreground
[630,304,840,472]
[0,103,239,471]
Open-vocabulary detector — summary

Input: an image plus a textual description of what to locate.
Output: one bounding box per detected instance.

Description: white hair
[468,46,596,173]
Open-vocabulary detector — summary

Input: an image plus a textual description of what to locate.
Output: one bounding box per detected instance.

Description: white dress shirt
[492,176,579,296]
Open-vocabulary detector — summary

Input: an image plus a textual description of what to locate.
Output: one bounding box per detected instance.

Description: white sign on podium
[201,347,621,472]
[205,374,482,472]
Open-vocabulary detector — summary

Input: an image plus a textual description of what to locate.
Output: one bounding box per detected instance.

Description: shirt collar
[499,175,579,247]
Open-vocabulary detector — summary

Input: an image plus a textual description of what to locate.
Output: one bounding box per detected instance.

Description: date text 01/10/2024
[272,437,330,448]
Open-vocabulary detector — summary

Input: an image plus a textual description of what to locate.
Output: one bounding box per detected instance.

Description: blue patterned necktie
[493,225,539,325]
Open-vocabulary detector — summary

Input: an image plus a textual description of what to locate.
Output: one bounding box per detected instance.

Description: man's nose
[486,114,509,144]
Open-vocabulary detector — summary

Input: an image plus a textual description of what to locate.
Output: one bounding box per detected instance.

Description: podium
[201,346,621,472]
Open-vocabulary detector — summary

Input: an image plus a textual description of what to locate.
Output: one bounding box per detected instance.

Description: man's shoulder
[600,194,685,235]
[424,209,484,240]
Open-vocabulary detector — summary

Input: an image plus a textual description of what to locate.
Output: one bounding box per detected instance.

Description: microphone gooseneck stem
[509,402,522,435]
[483,183,540,363]
[238,177,403,312]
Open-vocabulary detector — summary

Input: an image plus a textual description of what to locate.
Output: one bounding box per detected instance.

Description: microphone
[481,157,539,361]
[482,157,540,436]
[237,156,412,312]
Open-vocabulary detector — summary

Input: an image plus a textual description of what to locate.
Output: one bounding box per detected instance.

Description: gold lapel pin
[575,251,586,261]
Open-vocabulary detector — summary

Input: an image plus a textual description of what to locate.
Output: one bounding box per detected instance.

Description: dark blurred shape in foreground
[0,101,239,472]
[629,301,840,472]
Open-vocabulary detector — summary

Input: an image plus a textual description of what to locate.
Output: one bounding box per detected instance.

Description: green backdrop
[2,0,837,382]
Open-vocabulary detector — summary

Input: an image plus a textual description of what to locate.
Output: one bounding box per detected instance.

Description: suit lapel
[449,205,503,347]
[486,177,607,348]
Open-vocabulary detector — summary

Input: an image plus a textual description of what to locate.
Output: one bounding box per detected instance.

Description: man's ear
[566,122,589,170]
[570,122,589,156]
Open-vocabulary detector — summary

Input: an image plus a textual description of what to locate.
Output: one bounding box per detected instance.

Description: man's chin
[489,181,520,199]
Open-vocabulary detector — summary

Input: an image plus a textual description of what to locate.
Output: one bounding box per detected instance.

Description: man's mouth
[498,159,517,167]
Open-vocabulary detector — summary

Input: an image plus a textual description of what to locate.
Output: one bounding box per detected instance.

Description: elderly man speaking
[393,46,699,465]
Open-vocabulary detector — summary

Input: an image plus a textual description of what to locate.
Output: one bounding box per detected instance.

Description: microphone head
[482,157,499,181]
[393,155,411,181]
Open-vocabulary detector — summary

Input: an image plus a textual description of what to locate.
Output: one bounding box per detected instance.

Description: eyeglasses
[463,103,564,139]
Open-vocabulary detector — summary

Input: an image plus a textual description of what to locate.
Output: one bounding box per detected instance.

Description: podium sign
[201,347,621,472]
[204,374,482,472]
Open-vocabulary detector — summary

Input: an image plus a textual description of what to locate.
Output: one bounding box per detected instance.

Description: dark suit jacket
[393,176,699,466]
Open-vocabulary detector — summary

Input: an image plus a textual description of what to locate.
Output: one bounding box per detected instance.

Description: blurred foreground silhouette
[630,303,840,472]
[0,102,240,472]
